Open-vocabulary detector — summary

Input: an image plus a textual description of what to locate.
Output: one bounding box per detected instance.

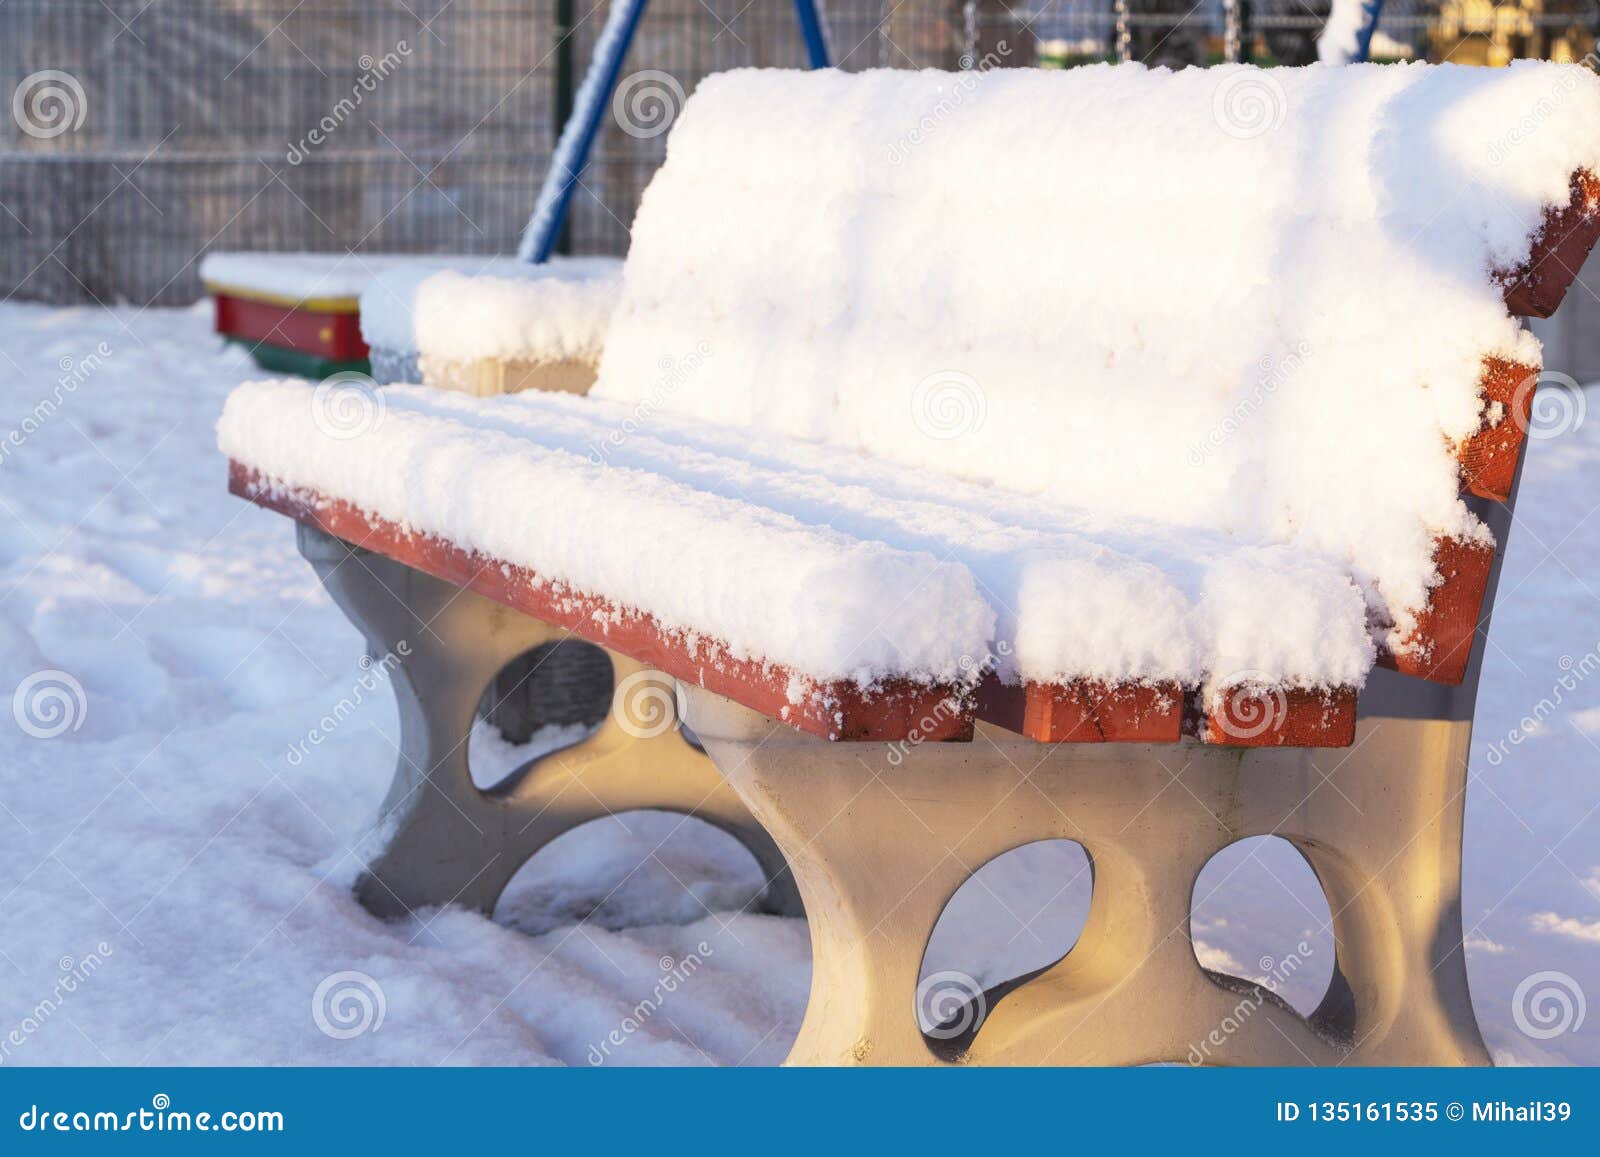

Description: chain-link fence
[2,0,556,305]
[2,0,1595,306]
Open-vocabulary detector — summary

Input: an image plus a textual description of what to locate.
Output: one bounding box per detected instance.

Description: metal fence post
[553,0,577,256]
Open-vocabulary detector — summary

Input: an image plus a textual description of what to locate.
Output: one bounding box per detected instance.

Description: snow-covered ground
[0,302,1594,1066]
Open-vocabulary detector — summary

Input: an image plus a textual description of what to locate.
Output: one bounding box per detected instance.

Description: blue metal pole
[1352,0,1387,63]
[522,0,830,263]
[520,0,650,263]
[794,0,831,68]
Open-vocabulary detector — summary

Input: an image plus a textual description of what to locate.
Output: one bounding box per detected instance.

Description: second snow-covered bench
[221,62,1600,1065]
[358,257,621,397]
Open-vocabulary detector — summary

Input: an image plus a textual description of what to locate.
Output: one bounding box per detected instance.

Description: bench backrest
[593,62,1600,680]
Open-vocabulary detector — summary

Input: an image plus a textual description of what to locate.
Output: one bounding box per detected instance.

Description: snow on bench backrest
[594,63,1600,686]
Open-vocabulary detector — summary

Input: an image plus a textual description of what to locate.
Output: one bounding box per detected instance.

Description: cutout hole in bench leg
[917,839,1093,1053]
[1190,835,1335,1018]
[470,639,614,789]
[492,810,775,937]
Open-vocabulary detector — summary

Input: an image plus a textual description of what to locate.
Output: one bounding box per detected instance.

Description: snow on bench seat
[219,379,991,742]
[222,382,1380,746]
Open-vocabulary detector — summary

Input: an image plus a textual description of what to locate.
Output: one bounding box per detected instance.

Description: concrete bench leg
[295,523,801,921]
[680,672,1489,1067]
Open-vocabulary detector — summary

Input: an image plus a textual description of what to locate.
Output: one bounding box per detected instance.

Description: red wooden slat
[1198,685,1358,748]
[1460,356,1538,503]
[975,677,1183,742]
[229,463,972,743]
[1026,679,1182,743]
[1499,170,1600,319]
[1378,536,1496,686]
[983,677,1354,746]
[214,295,369,362]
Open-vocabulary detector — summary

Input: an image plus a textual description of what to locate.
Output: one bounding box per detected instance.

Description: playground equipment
[519,0,831,264]
[201,253,382,379]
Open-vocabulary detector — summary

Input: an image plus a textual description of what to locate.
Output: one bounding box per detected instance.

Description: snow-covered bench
[358,257,621,396]
[220,63,1600,1066]
[202,252,623,390]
